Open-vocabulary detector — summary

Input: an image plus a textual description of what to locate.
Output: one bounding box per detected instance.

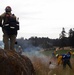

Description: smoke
[17,38,53,64]
[22,46,51,64]
[24,46,42,52]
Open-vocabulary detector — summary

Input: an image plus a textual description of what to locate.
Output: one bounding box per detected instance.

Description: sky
[0,0,74,40]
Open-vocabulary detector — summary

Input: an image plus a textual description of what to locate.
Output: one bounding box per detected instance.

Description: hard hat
[5,6,12,12]
[19,46,21,48]
[56,54,59,57]
[72,52,74,55]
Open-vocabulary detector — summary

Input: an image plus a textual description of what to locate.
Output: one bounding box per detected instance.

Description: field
[31,49,74,75]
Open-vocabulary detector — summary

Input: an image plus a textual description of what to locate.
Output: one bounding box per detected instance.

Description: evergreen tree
[68,28,74,48]
[59,27,66,49]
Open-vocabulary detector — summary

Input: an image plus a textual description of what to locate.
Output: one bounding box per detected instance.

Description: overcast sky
[0,0,74,40]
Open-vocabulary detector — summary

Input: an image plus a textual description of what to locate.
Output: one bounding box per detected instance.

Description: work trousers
[3,29,16,50]
[62,59,72,69]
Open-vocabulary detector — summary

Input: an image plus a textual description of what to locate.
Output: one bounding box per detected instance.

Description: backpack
[3,13,19,35]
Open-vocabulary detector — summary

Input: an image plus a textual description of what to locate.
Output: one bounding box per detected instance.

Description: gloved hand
[0,23,2,27]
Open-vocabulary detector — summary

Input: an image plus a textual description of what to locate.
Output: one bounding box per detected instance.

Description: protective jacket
[0,12,19,35]
[57,55,62,65]
[57,53,71,65]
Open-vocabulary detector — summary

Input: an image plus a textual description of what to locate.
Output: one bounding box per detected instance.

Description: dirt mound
[0,48,35,75]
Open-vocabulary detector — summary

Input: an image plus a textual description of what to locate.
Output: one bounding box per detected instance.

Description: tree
[68,28,74,48]
[59,27,67,49]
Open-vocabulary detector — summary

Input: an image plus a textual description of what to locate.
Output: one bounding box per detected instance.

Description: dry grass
[32,56,49,75]
[32,56,74,75]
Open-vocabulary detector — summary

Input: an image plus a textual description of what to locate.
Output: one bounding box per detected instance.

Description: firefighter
[18,46,22,55]
[0,6,19,50]
[56,53,72,69]
[56,54,63,65]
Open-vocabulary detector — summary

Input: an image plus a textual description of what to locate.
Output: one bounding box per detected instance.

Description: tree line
[16,27,74,50]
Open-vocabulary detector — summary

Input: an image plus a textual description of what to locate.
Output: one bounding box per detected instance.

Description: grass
[32,56,49,75]
[32,56,74,75]
[41,50,53,56]
[31,49,74,75]
[41,49,74,57]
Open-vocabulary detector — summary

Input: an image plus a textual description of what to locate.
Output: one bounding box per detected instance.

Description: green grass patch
[41,50,53,56]
[41,50,74,57]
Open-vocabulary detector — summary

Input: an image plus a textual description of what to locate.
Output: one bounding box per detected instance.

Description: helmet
[19,46,21,48]
[5,6,12,12]
[56,54,59,57]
